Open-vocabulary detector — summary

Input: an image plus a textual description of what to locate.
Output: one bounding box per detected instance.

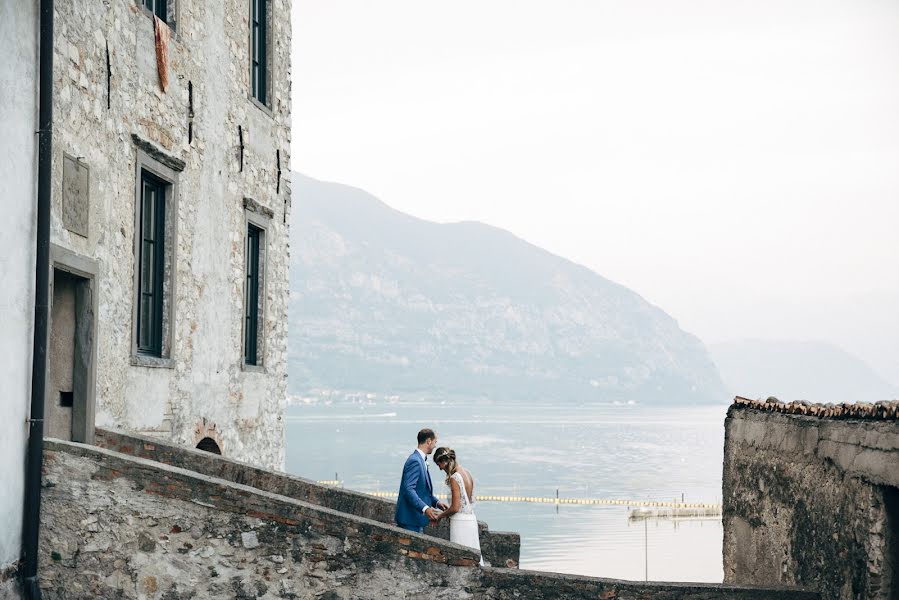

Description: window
[244,224,263,365]
[131,136,182,367]
[250,0,270,105]
[242,197,272,369]
[137,172,167,356]
[143,0,167,20]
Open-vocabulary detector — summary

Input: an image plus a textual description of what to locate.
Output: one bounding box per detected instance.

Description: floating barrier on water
[356,489,721,510]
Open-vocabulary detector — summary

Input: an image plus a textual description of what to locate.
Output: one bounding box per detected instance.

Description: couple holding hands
[394,428,483,565]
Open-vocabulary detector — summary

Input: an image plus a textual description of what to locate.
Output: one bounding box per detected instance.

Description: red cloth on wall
[153,15,170,93]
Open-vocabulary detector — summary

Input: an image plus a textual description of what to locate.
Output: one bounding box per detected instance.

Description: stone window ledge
[131,354,175,369]
[241,364,267,374]
[248,95,274,118]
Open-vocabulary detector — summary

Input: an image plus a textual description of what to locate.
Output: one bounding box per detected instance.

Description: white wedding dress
[449,471,485,566]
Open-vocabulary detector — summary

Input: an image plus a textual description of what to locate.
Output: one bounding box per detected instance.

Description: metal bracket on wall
[187,81,194,144]
[105,41,111,110]
[238,125,244,172]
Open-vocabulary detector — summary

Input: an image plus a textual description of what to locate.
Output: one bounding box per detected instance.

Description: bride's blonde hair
[433,447,457,486]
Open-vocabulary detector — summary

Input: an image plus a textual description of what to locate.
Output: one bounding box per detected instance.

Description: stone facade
[48,0,292,468]
[723,398,899,600]
[41,439,818,599]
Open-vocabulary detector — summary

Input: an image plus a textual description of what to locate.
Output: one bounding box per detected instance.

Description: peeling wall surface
[723,402,899,600]
[41,440,818,600]
[50,0,292,468]
[0,0,38,590]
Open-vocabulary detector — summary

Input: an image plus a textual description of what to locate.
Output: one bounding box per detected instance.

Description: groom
[395,428,448,533]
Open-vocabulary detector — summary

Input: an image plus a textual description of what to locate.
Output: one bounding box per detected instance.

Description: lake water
[284,400,728,583]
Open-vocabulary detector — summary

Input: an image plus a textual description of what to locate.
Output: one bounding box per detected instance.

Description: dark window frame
[131,143,180,369]
[250,0,270,107]
[143,0,167,21]
[137,171,167,356]
[244,223,262,365]
[242,198,272,371]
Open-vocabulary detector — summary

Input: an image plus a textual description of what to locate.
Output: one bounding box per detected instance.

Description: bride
[433,447,485,566]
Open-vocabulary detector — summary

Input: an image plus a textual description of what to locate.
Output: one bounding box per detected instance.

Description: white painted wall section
[0,0,38,576]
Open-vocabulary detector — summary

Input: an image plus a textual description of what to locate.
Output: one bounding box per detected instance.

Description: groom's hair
[417,428,436,444]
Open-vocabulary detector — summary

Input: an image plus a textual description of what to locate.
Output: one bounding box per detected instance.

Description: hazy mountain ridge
[710,339,898,404]
[288,173,728,404]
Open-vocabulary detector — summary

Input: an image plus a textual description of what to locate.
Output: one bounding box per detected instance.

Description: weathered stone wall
[0,566,22,600]
[40,440,482,599]
[50,0,291,468]
[96,427,521,568]
[480,569,819,600]
[723,401,899,600]
[40,439,817,599]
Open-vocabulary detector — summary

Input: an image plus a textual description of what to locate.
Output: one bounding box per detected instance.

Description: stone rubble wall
[52,0,291,469]
[40,439,817,599]
[723,403,899,600]
[0,570,22,600]
[39,440,482,599]
[95,427,521,568]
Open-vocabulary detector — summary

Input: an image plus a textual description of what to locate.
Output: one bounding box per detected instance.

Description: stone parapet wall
[481,568,819,599]
[95,427,520,567]
[41,438,817,599]
[723,403,899,600]
[40,440,482,599]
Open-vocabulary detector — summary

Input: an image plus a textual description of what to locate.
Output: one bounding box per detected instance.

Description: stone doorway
[46,247,98,443]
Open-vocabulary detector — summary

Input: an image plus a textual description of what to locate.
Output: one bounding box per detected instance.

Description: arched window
[196,437,222,455]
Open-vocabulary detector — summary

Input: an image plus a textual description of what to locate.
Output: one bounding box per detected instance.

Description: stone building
[723,397,899,600]
[1,0,290,594]
[44,0,291,466]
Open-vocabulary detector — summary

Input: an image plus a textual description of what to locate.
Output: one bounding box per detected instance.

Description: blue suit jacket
[395,451,440,528]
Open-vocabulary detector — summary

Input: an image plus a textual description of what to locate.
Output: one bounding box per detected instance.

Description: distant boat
[629,506,721,521]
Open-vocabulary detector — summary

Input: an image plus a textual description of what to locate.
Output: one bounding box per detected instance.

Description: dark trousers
[397,523,423,533]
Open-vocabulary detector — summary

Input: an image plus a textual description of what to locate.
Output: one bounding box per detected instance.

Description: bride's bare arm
[440,477,462,519]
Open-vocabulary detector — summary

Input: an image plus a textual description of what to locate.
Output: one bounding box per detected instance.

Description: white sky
[291,0,899,386]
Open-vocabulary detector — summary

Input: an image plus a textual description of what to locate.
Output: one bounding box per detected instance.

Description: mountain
[287,173,727,404]
[709,339,898,404]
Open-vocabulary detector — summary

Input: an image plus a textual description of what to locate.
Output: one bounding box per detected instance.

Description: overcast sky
[291,1,899,386]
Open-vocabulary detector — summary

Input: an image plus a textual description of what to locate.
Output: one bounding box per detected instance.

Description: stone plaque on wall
[63,154,89,237]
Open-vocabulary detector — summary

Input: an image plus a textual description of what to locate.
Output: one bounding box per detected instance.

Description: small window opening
[196,437,222,455]
[59,391,74,408]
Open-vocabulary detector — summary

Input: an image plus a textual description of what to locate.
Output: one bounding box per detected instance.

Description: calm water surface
[285,400,727,582]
